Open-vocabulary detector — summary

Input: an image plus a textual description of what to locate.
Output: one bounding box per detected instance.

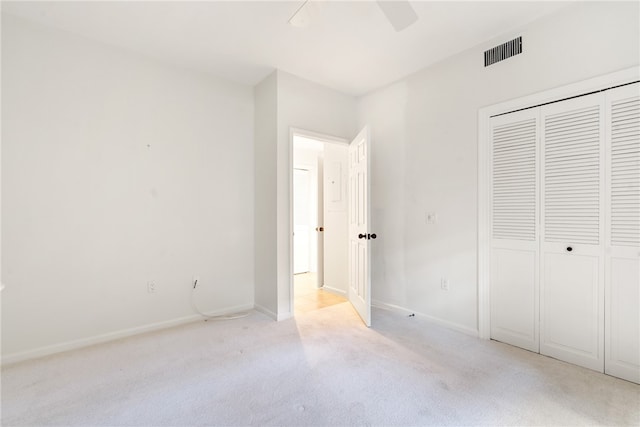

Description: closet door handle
[358,234,367,239]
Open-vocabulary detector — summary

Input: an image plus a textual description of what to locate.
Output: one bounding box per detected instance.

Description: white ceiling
[2,1,574,96]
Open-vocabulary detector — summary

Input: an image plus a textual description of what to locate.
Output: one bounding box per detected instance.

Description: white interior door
[317,154,325,288]
[489,108,540,353]
[486,82,639,383]
[604,83,640,383]
[540,93,605,372]
[348,126,372,326]
[293,168,311,274]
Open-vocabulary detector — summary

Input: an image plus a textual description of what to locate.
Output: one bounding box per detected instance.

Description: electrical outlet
[147,281,156,293]
[426,212,438,224]
[440,278,449,291]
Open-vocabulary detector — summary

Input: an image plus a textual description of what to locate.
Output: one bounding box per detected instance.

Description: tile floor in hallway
[294,272,346,314]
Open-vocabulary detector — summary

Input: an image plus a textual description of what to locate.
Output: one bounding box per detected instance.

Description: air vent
[485,37,522,67]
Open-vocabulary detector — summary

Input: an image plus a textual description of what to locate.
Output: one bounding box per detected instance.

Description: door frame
[289,128,349,316]
[477,66,639,339]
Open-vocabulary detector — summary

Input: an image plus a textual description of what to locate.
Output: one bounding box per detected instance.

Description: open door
[316,154,324,288]
[348,126,372,326]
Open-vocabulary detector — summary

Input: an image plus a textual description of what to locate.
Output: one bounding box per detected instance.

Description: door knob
[316,227,324,232]
[566,246,573,252]
[358,233,377,240]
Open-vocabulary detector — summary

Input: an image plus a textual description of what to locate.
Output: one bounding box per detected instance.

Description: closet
[489,82,639,384]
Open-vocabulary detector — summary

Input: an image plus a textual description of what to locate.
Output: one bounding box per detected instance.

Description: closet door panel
[542,249,601,370]
[540,93,605,372]
[491,244,538,352]
[605,83,640,383]
[489,109,539,353]
[607,256,640,383]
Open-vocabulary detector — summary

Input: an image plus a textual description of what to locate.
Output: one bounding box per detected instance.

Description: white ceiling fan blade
[288,0,311,28]
[376,0,418,32]
[288,0,327,28]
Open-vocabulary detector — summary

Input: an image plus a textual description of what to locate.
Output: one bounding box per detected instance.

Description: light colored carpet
[2,302,639,426]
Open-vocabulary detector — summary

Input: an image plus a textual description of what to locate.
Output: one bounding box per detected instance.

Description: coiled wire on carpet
[190,278,249,321]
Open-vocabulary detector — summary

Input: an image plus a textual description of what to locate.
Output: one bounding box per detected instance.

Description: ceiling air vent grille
[484,36,522,67]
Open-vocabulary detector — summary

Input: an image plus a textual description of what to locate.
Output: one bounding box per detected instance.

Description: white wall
[276,71,357,318]
[358,1,640,333]
[357,82,408,307]
[320,141,349,295]
[293,145,320,273]
[253,71,278,317]
[5,1,636,360]
[1,15,255,360]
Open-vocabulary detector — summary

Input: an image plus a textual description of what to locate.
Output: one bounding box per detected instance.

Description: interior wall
[276,71,357,318]
[357,1,640,333]
[0,9,3,360]
[254,71,278,317]
[1,15,255,359]
[320,141,349,296]
[356,82,408,307]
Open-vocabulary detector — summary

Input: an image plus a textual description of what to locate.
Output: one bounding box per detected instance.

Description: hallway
[294,272,346,315]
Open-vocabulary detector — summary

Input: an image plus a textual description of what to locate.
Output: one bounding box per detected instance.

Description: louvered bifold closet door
[540,93,605,372]
[490,109,540,353]
[605,83,640,384]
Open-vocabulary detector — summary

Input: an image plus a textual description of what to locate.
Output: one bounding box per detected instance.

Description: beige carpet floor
[2,302,639,426]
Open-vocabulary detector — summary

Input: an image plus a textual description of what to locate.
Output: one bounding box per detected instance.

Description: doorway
[293,168,312,275]
[292,132,348,314]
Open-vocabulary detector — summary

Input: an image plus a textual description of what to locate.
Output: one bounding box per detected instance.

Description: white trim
[479,67,639,118]
[372,300,479,338]
[289,128,349,319]
[477,107,491,340]
[277,311,293,321]
[254,303,278,320]
[290,127,350,146]
[477,66,640,340]
[1,303,255,366]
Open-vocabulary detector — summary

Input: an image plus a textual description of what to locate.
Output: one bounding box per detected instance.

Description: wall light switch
[426,212,437,224]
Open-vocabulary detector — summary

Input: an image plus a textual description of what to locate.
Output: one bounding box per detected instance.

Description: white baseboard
[372,299,414,316]
[372,299,479,338]
[276,311,292,321]
[253,304,291,321]
[253,304,277,320]
[1,303,254,366]
[322,286,347,297]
